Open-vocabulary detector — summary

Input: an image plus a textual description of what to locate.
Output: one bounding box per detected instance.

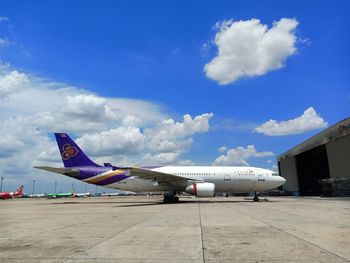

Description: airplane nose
[272,176,286,188]
[279,176,286,185]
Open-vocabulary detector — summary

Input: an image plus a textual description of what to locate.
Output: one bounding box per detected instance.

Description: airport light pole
[54,182,57,194]
[0,177,3,192]
[32,179,36,195]
[84,183,87,193]
[71,183,74,193]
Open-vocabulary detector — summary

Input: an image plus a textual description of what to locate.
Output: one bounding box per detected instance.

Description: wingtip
[33,166,46,169]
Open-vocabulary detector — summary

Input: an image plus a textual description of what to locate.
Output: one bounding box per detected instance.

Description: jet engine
[185,182,215,197]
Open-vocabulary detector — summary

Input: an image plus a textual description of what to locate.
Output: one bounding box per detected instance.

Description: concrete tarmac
[0,196,350,263]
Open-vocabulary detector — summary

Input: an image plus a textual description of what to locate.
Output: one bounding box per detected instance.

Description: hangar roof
[277,117,350,161]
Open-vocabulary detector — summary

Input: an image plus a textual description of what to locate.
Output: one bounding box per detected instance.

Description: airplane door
[254,174,266,191]
[224,172,231,181]
[223,171,234,192]
[258,174,265,181]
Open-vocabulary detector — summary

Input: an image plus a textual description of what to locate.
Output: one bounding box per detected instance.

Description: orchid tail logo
[61,144,79,160]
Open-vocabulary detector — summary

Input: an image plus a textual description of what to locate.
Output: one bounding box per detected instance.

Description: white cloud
[0,77,168,134]
[0,38,11,46]
[142,152,181,165]
[36,146,61,163]
[76,113,213,162]
[62,94,117,123]
[77,126,145,156]
[176,159,195,166]
[200,41,212,57]
[0,16,9,23]
[218,146,227,153]
[0,134,25,157]
[0,70,29,98]
[149,113,213,138]
[254,151,275,157]
[213,145,274,166]
[122,115,142,127]
[0,64,213,190]
[254,107,328,136]
[142,153,195,166]
[145,113,213,153]
[0,65,168,128]
[204,18,299,85]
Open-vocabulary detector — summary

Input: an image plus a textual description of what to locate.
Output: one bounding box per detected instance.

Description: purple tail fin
[54,133,100,167]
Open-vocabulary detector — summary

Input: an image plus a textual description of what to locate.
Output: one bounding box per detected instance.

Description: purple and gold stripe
[86,169,129,186]
[95,174,129,186]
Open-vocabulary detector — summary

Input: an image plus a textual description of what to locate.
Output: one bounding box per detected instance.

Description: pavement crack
[198,201,205,263]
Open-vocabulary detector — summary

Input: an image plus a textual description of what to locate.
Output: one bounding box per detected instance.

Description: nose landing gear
[253,192,259,202]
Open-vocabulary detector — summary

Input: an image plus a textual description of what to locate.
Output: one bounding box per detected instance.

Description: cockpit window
[272,173,279,176]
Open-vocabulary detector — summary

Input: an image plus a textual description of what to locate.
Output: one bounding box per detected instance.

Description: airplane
[74,192,92,197]
[29,193,46,198]
[0,185,24,199]
[46,192,74,199]
[34,133,286,203]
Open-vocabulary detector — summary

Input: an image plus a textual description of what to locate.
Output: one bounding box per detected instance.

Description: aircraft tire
[163,193,172,203]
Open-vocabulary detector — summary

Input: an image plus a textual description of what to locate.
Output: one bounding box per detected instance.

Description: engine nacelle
[185,182,215,197]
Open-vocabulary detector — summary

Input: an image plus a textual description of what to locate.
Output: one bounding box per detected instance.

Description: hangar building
[277,117,350,195]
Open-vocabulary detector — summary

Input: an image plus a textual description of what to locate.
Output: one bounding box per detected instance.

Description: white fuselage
[110,166,285,193]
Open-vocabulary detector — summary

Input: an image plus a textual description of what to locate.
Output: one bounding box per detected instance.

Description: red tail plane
[0,185,24,199]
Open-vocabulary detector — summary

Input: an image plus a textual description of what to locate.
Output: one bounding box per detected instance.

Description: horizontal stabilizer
[34,166,80,176]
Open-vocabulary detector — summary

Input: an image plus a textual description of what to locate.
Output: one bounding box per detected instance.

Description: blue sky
[0,0,349,193]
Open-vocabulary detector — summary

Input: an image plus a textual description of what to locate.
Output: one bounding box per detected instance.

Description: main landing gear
[253,192,259,202]
[163,192,179,203]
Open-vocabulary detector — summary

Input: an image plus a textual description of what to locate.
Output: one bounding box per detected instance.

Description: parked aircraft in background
[29,193,46,198]
[0,185,24,199]
[46,192,74,199]
[74,192,92,197]
[35,133,286,203]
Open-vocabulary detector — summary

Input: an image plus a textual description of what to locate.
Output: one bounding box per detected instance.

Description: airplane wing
[129,167,202,185]
[34,165,202,186]
[34,166,80,177]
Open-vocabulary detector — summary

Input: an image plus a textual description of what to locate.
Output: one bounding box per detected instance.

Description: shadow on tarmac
[35,197,279,207]
[116,198,276,207]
